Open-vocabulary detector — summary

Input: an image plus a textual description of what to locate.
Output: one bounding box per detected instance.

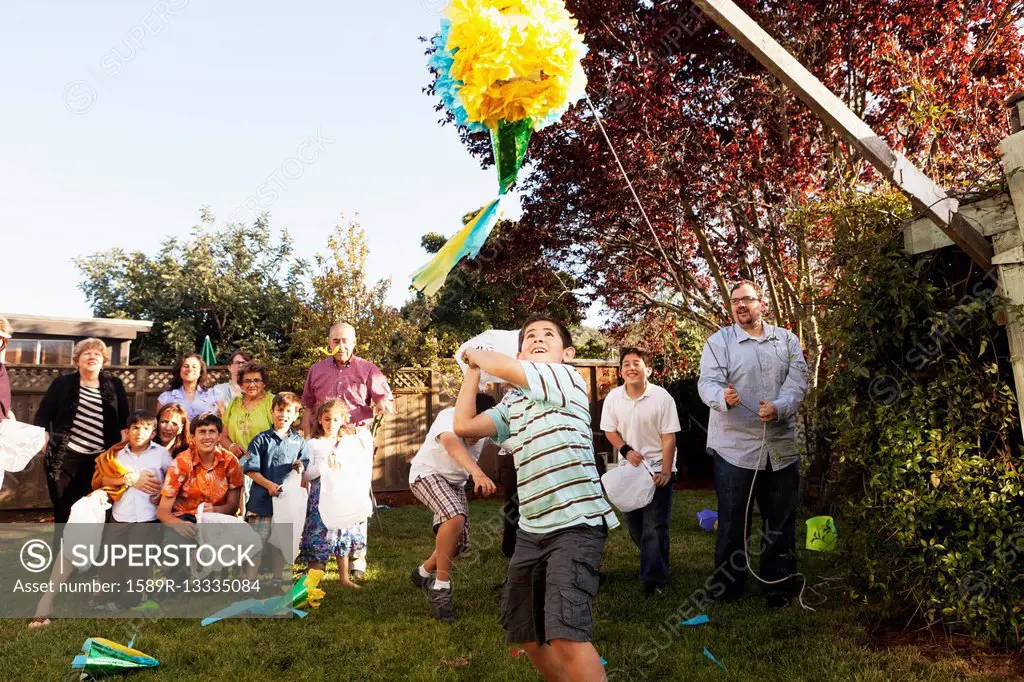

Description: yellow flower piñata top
[446,0,587,129]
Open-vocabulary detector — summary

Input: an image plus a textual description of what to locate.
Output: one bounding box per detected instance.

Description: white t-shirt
[600,383,681,473]
[112,441,173,522]
[409,408,486,486]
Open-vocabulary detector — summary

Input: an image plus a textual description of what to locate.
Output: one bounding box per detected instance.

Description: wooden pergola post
[997,93,1024,434]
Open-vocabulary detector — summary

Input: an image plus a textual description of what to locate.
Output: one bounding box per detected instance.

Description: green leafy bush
[817,191,1023,648]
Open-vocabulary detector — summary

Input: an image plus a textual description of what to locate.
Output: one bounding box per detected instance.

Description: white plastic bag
[0,419,46,489]
[270,470,308,564]
[64,490,111,571]
[601,461,656,513]
[194,502,263,577]
[318,432,373,531]
[455,329,521,389]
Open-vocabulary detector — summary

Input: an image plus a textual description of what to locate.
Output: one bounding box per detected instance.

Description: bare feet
[339,577,361,589]
[28,618,51,629]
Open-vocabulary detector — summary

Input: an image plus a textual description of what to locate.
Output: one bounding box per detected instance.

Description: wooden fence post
[135,367,148,411]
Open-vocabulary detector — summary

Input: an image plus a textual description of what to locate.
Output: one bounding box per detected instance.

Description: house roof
[1,314,153,340]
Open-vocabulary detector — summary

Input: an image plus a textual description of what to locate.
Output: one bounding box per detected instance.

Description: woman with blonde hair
[34,338,129,524]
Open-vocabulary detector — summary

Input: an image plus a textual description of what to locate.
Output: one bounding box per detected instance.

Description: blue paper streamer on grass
[200,597,307,626]
[703,647,726,670]
[682,614,709,626]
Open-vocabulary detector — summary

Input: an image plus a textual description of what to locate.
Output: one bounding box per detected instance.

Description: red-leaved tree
[429,0,1024,381]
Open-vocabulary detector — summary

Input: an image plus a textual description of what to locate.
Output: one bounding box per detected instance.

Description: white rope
[583,94,678,276]
[744,422,814,611]
[587,92,819,611]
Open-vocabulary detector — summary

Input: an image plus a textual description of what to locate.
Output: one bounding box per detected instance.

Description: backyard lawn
[0,491,1015,681]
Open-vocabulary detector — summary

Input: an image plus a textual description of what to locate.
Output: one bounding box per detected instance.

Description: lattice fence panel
[392,368,431,392]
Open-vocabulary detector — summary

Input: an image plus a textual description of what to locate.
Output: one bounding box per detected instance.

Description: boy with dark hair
[601,347,681,595]
[455,316,617,682]
[93,410,171,522]
[92,409,172,608]
[409,392,498,623]
[243,392,308,585]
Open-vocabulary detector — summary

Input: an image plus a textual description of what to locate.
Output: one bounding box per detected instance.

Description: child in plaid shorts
[408,394,497,623]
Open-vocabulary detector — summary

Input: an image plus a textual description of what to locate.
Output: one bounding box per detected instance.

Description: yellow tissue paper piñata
[445,0,587,130]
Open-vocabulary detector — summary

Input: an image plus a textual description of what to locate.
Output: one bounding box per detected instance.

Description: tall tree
[75,209,303,364]
[281,215,442,392]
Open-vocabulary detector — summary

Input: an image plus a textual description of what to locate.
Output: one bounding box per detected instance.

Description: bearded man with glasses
[697,280,808,608]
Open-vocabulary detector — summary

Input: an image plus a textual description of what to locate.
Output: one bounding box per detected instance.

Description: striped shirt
[66,385,106,454]
[487,361,619,534]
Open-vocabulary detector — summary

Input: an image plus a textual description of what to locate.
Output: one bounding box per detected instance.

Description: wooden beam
[689,0,993,269]
[904,192,1018,255]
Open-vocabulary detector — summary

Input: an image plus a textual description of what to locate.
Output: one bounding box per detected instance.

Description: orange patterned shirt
[160,445,244,517]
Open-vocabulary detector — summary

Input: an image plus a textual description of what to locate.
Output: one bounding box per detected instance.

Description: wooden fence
[2,361,620,510]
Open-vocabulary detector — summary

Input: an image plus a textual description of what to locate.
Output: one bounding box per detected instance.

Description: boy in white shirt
[601,348,681,595]
[93,410,172,608]
[408,394,497,623]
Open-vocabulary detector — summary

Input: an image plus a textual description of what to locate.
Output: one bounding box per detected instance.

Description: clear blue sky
[1,0,586,320]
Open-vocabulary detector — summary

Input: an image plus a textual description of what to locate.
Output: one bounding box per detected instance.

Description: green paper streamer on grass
[70,638,159,675]
[492,118,533,194]
[201,572,323,626]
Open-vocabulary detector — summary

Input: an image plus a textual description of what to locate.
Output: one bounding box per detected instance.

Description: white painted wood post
[996,92,1024,436]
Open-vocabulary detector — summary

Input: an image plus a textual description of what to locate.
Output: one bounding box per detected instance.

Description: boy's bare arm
[463,348,528,389]
[439,432,495,495]
[454,367,498,438]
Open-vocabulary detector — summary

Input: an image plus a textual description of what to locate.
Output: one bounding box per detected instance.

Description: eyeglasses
[242,378,264,385]
[730,296,759,305]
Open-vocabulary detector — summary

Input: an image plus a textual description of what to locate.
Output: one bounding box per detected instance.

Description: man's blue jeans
[711,453,799,600]
[625,472,676,590]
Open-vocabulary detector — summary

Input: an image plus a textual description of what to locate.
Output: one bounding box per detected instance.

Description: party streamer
[413,0,588,294]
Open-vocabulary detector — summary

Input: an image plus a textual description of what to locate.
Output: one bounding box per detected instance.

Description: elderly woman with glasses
[33,338,130,525]
[220,362,274,459]
[221,362,274,516]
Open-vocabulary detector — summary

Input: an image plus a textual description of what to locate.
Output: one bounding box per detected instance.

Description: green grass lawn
[0,491,1013,681]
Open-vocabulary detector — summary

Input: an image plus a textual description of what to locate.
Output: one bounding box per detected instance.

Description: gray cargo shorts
[499,522,606,644]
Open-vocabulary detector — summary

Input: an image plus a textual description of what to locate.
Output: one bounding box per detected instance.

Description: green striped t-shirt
[487,361,619,534]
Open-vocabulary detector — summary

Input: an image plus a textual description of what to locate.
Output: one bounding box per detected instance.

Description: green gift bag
[805,516,838,552]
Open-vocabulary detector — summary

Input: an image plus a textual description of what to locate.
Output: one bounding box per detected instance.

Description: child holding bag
[297,398,372,589]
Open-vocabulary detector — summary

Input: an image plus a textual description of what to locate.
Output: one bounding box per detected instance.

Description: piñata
[413,0,588,295]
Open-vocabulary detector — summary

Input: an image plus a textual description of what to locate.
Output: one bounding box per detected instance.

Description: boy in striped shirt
[455,315,618,682]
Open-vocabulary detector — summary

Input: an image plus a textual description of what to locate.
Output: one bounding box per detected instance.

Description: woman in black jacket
[34,338,129,524]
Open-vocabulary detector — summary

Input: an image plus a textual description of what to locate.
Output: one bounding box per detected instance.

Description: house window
[5,339,75,366]
[40,340,74,366]
[5,339,38,364]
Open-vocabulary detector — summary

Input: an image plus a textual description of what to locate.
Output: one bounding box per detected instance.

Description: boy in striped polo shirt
[455,315,618,682]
